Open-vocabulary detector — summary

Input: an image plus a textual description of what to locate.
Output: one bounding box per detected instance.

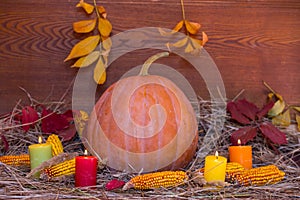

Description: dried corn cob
[44,158,75,178]
[227,164,285,186]
[198,162,245,174]
[46,134,64,156]
[0,154,30,166]
[123,171,188,190]
[226,162,245,174]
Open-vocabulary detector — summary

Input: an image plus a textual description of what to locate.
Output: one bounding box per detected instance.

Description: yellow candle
[28,136,52,178]
[229,139,252,169]
[204,151,227,182]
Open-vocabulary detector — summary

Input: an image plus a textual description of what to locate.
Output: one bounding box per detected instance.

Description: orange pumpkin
[84,52,198,172]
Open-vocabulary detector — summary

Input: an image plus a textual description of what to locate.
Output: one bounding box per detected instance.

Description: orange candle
[204,151,227,182]
[229,139,252,169]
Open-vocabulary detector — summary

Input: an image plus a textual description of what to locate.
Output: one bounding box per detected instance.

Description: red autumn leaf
[62,110,74,122]
[259,121,287,145]
[58,123,77,141]
[41,108,70,133]
[14,113,22,122]
[105,179,125,191]
[256,101,274,120]
[235,99,259,121]
[230,126,257,145]
[0,133,9,152]
[227,101,251,125]
[21,106,39,132]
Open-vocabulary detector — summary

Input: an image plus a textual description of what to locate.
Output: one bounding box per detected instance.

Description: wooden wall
[1,0,299,114]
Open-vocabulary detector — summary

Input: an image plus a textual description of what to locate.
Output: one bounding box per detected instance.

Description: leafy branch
[64,0,112,84]
[160,0,208,54]
[227,99,287,148]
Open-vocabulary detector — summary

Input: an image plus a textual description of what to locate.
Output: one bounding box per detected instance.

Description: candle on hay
[28,136,53,178]
[75,149,98,187]
[229,139,252,169]
[204,151,227,182]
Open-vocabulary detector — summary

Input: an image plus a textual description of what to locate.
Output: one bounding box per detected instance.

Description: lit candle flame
[215,151,219,159]
[38,136,42,144]
[237,139,241,146]
[84,149,88,156]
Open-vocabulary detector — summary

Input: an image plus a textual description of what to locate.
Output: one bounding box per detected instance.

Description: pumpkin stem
[139,52,170,76]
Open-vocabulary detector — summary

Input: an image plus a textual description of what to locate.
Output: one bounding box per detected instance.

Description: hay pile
[0,96,299,199]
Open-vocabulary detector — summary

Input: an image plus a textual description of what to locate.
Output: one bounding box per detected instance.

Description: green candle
[29,136,52,178]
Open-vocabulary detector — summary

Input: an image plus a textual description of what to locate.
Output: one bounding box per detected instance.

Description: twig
[263,80,277,94]
[232,89,245,102]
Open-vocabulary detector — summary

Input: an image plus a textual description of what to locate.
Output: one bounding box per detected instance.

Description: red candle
[75,150,98,187]
[229,139,252,169]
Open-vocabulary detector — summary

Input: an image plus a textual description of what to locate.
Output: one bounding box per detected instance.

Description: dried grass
[0,94,299,199]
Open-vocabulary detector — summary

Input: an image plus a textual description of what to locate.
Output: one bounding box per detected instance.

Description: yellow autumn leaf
[268,92,284,102]
[98,18,112,37]
[272,109,291,127]
[94,58,106,84]
[73,18,97,33]
[102,37,112,51]
[185,20,201,35]
[64,35,100,62]
[76,0,94,14]
[74,110,89,137]
[97,6,107,18]
[293,106,300,112]
[172,37,188,48]
[72,51,100,68]
[268,99,286,117]
[172,20,184,33]
[189,37,203,49]
[296,115,300,131]
[184,42,194,53]
[202,31,208,46]
[100,53,109,69]
[268,93,274,99]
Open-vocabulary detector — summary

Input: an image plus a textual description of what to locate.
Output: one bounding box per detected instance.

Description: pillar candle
[229,139,252,169]
[204,151,227,182]
[75,150,98,187]
[28,136,52,178]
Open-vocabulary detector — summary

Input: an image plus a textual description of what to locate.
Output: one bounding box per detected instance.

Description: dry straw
[0,92,299,199]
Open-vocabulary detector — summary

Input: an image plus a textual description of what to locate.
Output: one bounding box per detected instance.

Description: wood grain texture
[0,0,299,114]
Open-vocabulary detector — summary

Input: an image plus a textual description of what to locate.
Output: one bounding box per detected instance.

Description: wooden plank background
[0,0,299,114]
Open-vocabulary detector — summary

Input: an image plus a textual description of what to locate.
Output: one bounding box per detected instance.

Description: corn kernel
[0,154,30,166]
